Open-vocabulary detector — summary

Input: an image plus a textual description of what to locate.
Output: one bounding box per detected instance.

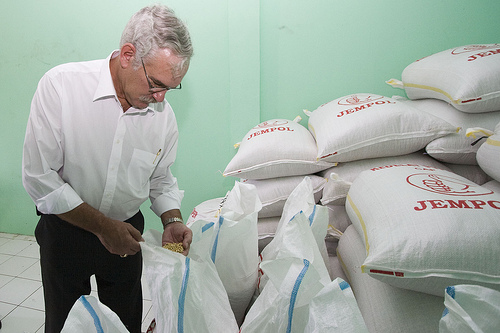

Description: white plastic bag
[242,213,365,332]
[304,278,368,333]
[440,285,500,333]
[210,181,262,325]
[242,175,326,218]
[259,177,330,292]
[141,228,239,333]
[240,211,331,333]
[61,295,129,333]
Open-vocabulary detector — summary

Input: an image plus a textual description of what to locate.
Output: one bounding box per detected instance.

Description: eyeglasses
[141,59,182,93]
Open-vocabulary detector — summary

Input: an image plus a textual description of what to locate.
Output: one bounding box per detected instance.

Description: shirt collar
[93,50,156,114]
[93,51,119,103]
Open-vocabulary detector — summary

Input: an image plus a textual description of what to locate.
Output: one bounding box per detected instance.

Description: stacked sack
[214,87,470,332]
[387,43,500,113]
[217,95,458,282]
[301,90,471,331]
[477,121,500,185]
[215,115,343,278]
[339,164,500,333]
[334,43,500,333]
[305,92,458,239]
[181,43,500,332]
[215,93,457,331]
[387,43,500,188]
[237,43,500,332]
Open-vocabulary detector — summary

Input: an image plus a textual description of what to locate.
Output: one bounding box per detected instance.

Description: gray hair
[120,5,193,70]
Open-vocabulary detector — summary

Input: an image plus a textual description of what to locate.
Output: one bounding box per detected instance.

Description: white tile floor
[0,232,155,333]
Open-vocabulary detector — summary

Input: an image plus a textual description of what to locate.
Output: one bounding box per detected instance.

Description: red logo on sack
[253,120,289,129]
[406,173,493,196]
[338,94,384,106]
[451,44,500,62]
[451,44,500,55]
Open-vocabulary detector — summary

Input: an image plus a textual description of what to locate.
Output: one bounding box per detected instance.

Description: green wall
[1,0,498,235]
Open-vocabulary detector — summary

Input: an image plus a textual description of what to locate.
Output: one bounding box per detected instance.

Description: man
[22,5,193,332]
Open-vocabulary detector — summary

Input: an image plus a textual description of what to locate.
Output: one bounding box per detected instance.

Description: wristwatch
[162,217,184,228]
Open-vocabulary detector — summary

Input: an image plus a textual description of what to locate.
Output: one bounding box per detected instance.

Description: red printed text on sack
[467,48,500,62]
[247,126,294,140]
[336,99,395,118]
[370,164,440,172]
[414,199,500,211]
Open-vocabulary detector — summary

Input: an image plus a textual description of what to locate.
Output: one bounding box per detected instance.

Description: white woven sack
[257,208,330,290]
[483,180,500,193]
[211,181,262,326]
[346,164,500,296]
[187,197,280,253]
[477,134,500,182]
[440,285,500,333]
[307,93,457,163]
[259,177,330,293]
[387,43,500,113]
[324,204,351,233]
[304,278,368,333]
[256,217,280,240]
[442,163,492,185]
[327,255,349,283]
[256,216,280,253]
[223,118,334,179]
[242,175,326,218]
[141,228,239,333]
[258,212,343,280]
[186,197,225,227]
[319,152,449,206]
[337,226,445,333]
[396,98,500,164]
[240,212,333,333]
[61,295,129,333]
[258,217,342,260]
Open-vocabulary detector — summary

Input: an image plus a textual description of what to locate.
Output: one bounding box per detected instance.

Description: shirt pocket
[127,149,157,194]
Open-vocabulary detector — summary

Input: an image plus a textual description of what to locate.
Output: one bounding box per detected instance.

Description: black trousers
[35,211,144,333]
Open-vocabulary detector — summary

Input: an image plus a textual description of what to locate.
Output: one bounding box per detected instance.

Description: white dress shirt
[22,51,184,221]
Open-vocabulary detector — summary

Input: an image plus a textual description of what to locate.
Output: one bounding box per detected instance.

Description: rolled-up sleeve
[148,110,184,217]
[22,73,84,214]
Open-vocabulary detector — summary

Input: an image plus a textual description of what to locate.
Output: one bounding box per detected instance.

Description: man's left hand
[162,222,193,256]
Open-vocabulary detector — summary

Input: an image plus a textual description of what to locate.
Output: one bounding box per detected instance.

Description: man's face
[126,49,188,110]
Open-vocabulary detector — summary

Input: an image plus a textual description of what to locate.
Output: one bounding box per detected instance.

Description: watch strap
[162,217,184,228]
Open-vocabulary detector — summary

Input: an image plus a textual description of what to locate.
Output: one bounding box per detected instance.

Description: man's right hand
[57,202,144,256]
[96,219,144,256]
